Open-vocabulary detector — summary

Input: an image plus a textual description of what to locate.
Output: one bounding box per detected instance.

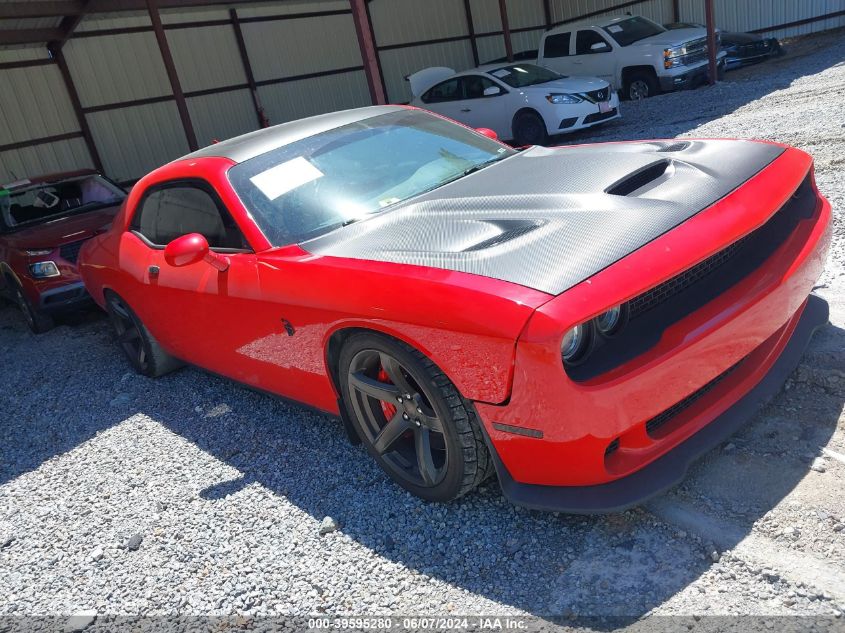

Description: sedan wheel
[339,333,493,502]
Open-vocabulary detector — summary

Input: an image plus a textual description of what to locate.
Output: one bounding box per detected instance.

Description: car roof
[544,14,633,34]
[182,105,407,164]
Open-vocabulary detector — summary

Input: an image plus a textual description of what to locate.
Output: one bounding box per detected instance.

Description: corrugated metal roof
[257,71,371,125]
[0,65,78,145]
[167,24,246,93]
[63,32,171,108]
[241,12,361,82]
[187,89,257,148]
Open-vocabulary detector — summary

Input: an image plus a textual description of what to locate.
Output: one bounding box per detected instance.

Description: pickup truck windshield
[602,17,666,46]
[486,64,562,87]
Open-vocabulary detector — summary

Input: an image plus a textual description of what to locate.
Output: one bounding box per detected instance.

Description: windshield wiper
[461,156,506,177]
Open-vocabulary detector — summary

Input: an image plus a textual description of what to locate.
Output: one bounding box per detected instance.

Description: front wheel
[625,71,659,100]
[339,333,493,502]
[512,111,548,147]
[12,283,53,333]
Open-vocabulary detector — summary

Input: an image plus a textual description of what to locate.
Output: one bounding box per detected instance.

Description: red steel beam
[498,0,514,62]
[463,0,479,66]
[349,0,386,105]
[0,28,63,45]
[705,0,718,85]
[542,0,552,29]
[49,45,104,172]
[147,0,198,151]
[230,8,269,128]
[672,0,680,23]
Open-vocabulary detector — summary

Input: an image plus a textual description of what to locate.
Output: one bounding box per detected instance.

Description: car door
[419,77,464,122]
[451,75,510,136]
[540,31,574,75]
[126,179,262,378]
[570,28,615,83]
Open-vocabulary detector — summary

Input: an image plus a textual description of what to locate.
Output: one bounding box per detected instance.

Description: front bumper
[474,145,831,510]
[659,58,725,91]
[486,295,828,513]
[544,97,621,135]
[38,281,91,312]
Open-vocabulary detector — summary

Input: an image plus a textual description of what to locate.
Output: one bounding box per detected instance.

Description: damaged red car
[1,170,125,332]
[78,106,831,512]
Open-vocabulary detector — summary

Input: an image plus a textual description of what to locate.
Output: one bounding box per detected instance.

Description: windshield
[602,17,666,46]
[486,63,562,88]
[0,175,125,232]
[228,109,513,245]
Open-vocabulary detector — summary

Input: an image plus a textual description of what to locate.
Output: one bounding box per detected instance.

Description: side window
[130,183,247,250]
[575,30,611,55]
[543,32,571,58]
[459,75,499,99]
[421,78,461,104]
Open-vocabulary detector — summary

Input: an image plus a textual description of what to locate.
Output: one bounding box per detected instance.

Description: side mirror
[475,127,498,140]
[164,233,229,272]
[590,42,611,53]
[483,86,502,97]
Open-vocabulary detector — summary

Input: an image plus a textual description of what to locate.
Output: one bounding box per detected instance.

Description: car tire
[339,332,494,502]
[625,71,659,100]
[105,292,183,378]
[512,111,548,147]
[11,281,54,334]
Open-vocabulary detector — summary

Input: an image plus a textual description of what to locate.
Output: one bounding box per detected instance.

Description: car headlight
[29,261,60,278]
[664,45,688,68]
[546,93,582,105]
[595,304,628,336]
[561,323,592,364]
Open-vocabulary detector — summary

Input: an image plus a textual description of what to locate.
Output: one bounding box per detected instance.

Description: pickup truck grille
[59,239,86,264]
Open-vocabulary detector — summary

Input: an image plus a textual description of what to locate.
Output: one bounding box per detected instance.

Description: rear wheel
[105,292,182,377]
[512,110,548,146]
[12,282,53,334]
[625,71,659,100]
[339,333,493,502]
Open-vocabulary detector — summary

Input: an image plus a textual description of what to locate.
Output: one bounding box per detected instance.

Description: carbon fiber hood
[302,140,784,295]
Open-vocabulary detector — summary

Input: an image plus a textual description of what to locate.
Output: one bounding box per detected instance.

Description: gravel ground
[1,29,844,631]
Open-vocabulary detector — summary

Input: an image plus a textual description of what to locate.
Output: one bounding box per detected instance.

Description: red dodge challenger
[78,106,831,512]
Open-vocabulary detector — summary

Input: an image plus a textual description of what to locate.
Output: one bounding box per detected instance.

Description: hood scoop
[606,160,672,196]
[463,219,546,252]
[658,141,691,153]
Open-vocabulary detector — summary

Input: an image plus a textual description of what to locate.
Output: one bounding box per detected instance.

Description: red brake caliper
[378,367,397,420]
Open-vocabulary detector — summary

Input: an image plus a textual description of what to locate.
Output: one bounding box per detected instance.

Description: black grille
[59,239,86,264]
[629,234,749,319]
[581,88,611,104]
[645,361,742,437]
[584,109,618,125]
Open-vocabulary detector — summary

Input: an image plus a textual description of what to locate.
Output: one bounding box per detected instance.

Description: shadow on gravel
[548,30,845,147]
[139,323,842,620]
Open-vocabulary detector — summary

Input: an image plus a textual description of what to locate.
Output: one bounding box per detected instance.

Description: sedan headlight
[561,323,592,364]
[29,261,60,278]
[546,93,583,105]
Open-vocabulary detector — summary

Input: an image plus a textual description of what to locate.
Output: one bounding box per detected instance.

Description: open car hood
[302,140,785,295]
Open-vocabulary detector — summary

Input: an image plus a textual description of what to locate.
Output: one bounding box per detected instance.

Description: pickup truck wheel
[105,293,183,378]
[512,111,548,146]
[12,283,53,334]
[625,72,658,100]
[339,332,494,502]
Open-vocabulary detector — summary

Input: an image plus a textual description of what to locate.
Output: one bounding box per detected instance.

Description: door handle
[460,108,471,112]
[148,265,160,276]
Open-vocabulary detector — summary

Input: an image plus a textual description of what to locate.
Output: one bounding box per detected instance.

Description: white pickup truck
[537,15,725,100]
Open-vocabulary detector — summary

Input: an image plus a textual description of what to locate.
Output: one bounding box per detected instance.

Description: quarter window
[130,183,247,249]
[543,32,571,58]
[575,30,611,55]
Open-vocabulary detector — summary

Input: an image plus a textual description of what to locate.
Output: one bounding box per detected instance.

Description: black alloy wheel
[105,293,182,378]
[339,333,493,502]
[512,111,548,147]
